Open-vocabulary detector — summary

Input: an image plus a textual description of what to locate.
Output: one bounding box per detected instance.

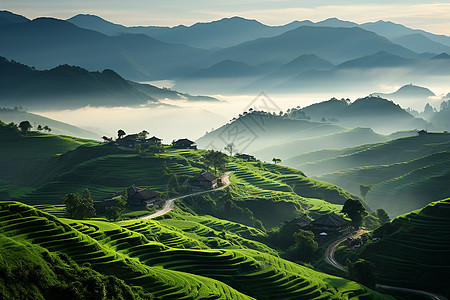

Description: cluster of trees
[105,192,127,222]
[63,189,95,219]
[6,120,52,136]
[203,150,228,175]
[272,158,281,164]
[36,124,52,132]
[341,198,367,229]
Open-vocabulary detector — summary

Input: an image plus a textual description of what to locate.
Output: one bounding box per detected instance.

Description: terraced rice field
[360,198,450,297]
[0,201,390,299]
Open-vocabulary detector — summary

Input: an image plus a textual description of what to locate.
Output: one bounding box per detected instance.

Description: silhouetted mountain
[67,14,127,35]
[212,26,417,65]
[337,51,415,69]
[243,54,334,92]
[300,96,427,133]
[392,33,450,54]
[0,57,218,109]
[0,17,208,80]
[432,53,450,60]
[373,84,436,99]
[314,17,358,28]
[173,60,278,94]
[360,20,450,48]
[68,15,305,49]
[0,11,29,24]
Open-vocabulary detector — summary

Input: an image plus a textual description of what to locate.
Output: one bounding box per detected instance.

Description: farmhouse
[126,186,163,207]
[146,136,162,144]
[191,171,219,190]
[310,212,350,235]
[235,153,257,161]
[172,138,197,149]
[93,196,122,213]
[118,134,138,148]
[418,130,428,136]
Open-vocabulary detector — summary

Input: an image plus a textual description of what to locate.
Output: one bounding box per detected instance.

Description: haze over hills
[0,16,208,80]
[0,56,218,109]
[2,10,450,96]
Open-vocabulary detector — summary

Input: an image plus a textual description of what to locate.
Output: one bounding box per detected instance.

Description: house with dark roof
[235,153,257,162]
[126,186,163,207]
[292,214,312,229]
[418,130,428,136]
[117,134,139,148]
[146,136,162,144]
[310,212,350,235]
[190,171,218,190]
[172,138,197,149]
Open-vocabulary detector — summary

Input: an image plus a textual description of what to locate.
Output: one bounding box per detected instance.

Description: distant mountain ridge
[0,57,218,109]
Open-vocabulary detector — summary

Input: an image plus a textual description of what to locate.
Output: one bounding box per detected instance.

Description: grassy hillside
[255,127,388,161]
[15,143,357,229]
[318,151,450,216]
[0,201,392,299]
[286,133,450,176]
[0,121,100,198]
[358,198,450,298]
[0,108,99,139]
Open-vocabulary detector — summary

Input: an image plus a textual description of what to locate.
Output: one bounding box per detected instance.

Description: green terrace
[0,201,390,299]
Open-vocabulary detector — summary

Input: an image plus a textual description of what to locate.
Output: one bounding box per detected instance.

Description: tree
[203,150,228,175]
[63,189,95,219]
[138,130,149,140]
[347,259,376,288]
[287,229,318,262]
[272,158,281,164]
[18,120,32,135]
[341,199,368,229]
[102,136,113,143]
[37,125,43,131]
[43,125,51,133]
[117,129,126,139]
[376,208,390,224]
[105,194,127,222]
[359,184,373,201]
[224,143,236,156]
[321,117,327,123]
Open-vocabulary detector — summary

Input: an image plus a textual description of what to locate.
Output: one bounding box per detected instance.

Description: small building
[291,214,312,229]
[146,136,162,144]
[190,171,218,190]
[310,212,350,235]
[172,138,197,149]
[118,134,139,148]
[235,153,257,162]
[93,196,122,214]
[126,186,163,207]
[418,130,428,136]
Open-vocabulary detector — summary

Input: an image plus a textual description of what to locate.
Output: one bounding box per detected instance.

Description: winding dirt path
[140,171,232,219]
[324,230,448,300]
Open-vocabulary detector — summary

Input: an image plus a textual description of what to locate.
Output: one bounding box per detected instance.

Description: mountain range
[0,56,218,109]
[1,10,450,93]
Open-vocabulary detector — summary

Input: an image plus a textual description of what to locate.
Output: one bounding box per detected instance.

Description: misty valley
[1,8,450,300]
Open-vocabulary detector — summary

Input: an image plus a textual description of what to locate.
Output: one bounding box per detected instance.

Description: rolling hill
[298,96,427,133]
[212,26,416,66]
[254,127,389,161]
[357,198,450,298]
[0,108,99,139]
[0,17,208,81]
[0,57,218,109]
[0,201,392,299]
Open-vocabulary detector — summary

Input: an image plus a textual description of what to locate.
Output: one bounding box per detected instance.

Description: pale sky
[2,0,450,36]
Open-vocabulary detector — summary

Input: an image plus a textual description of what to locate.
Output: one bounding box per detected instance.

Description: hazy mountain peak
[431,53,450,60]
[0,10,29,24]
[395,84,436,97]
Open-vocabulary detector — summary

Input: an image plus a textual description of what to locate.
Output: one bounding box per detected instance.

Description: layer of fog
[34,79,449,143]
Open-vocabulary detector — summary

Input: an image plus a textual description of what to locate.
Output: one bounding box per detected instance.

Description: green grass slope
[318,151,450,216]
[0,109,99,139]
[286,133,450,176]
[0,201,391,299]
[359,198,450,297]
[255,127,388,161]
[9,141,358,229]
[0,122,100,198]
